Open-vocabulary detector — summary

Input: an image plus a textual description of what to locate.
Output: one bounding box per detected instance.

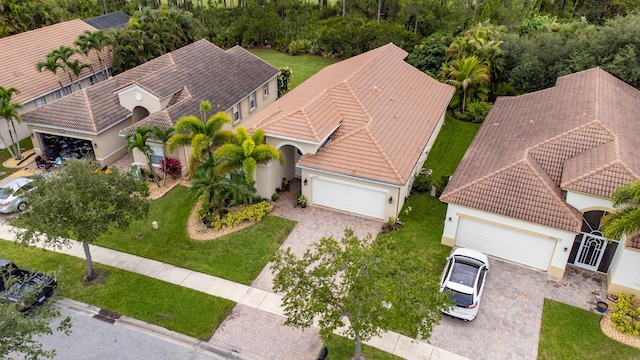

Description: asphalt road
[17,299,248,360]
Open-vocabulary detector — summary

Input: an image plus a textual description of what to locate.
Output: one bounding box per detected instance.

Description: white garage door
[312,177,387,219]
[456,218,556,270]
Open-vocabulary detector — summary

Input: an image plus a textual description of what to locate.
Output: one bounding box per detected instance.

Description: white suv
[439,248,489,321]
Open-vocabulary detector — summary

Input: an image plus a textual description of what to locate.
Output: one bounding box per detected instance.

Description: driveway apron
[209,181,382,360]
[427,258,607,360]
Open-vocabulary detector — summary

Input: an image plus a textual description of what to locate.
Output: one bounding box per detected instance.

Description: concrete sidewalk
[0,223,467,360]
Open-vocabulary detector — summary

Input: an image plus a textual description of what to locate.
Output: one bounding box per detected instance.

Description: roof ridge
[442,161,523,201]
[344,45,390,83]
[562,157,639,189]
[523,157,582,231]
[80,89,97,132]
[364,127,403,183]
[594,67,601,122]
[524,119,614,155]
[329,81,373,126]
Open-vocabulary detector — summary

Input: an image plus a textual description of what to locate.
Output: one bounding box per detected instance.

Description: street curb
[58,298,253,360]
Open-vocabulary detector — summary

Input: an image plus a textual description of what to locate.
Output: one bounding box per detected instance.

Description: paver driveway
[209,181,607,360]
[427,258,607,360]
[209,182,382,360]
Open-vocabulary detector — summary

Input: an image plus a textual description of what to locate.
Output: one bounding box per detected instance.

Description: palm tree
[602,180,640,240]
[151,126,175,186]
[190,158,228,215]
[75,30,110,79]
[223,172,257,206]
[167,110,234,177]
[67,59,90,90]
[214,127,283,184]
[36,55,66,96]
[0,86,23,160]
[440,56,490,112]
[125,126,160,187]
[52,46,78,92]
[199,100,212,124]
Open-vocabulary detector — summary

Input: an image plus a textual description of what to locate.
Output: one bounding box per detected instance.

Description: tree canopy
[602,180,640,240]
[271,229,451,360]
[12,161,149,280]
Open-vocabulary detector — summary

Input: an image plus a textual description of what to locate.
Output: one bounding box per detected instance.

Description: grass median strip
[0,240,234,341]
[325,334,403,360]
[95,186,296,285]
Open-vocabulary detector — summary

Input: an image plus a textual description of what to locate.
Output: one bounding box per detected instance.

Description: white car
[0,177,34,213]
[440,248,489,321]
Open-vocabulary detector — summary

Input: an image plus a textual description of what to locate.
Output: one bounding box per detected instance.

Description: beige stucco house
[242,43,454,221]
[440,67,640,296]
[0,19,111,149]
[22,40,279,170]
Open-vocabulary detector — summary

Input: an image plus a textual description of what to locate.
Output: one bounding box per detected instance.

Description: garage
[455,218,557,270]
[38,133,95,161]
[312,177,387,219]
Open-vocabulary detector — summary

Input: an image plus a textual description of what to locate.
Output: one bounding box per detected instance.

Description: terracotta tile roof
[441,68,640,232]
[23,40,279,134]
[243,43,455,185]
[627,231,640,250]
[0,19,110,104]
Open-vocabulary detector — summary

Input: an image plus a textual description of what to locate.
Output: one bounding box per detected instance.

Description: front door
[574,232,608,271]
[569,210,619,273]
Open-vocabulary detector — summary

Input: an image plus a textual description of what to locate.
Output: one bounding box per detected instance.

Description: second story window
[36,97,46,107]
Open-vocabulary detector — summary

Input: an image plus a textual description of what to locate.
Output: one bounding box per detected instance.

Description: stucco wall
[608,241,640,298]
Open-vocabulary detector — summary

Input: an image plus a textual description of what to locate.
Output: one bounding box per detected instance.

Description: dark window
[446,287,474,307]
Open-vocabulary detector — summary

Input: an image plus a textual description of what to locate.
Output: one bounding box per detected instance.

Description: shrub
[271,193,280,201]
[435,175,451,197]
[138,181,150,197]
[207,201,274,231]
[411,174,433,194]
[288,39,314,55]
[455,101,492,123]
[278,67,292,96]
[160,157,182,178]
[611,293,640,336]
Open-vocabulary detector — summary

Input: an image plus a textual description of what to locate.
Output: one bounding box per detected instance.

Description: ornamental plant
[160,157,182,179]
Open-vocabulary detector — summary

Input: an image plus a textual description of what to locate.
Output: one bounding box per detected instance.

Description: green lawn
[0,240,234,340]
[94,185,296,285]
[424,113,481,180]
[324,334,402,360]
[249,49,338,90]
[539,299,640,359]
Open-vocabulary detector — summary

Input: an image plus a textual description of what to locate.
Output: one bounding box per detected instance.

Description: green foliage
[250,49,337,91]
[411,173,433,194]
[272,229,451,359]
[406,35,451,75]
[516,15,559,35]
[454,101,492,123]
[434,174,451,197]
[601,179,640,240]
[107,6,204,74]
[11,160,149,279]
[278,66,293,96]
[611,293,640,336]
[287,38,315,55]
[296,191,306,206]
[205,201,274,231]
[139,180,150,197]
[271,192,280,201]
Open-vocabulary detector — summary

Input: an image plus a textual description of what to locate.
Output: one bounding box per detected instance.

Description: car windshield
[448,261,479,287]
[445,287,474,307]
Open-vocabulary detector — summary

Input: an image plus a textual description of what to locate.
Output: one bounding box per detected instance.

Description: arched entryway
[568,210,619,273]
[132,106,150,123]
[278,144,303,181]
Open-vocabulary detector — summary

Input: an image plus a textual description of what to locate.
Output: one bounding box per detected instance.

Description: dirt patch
[83,268,109,286]
[145,175,188,200]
